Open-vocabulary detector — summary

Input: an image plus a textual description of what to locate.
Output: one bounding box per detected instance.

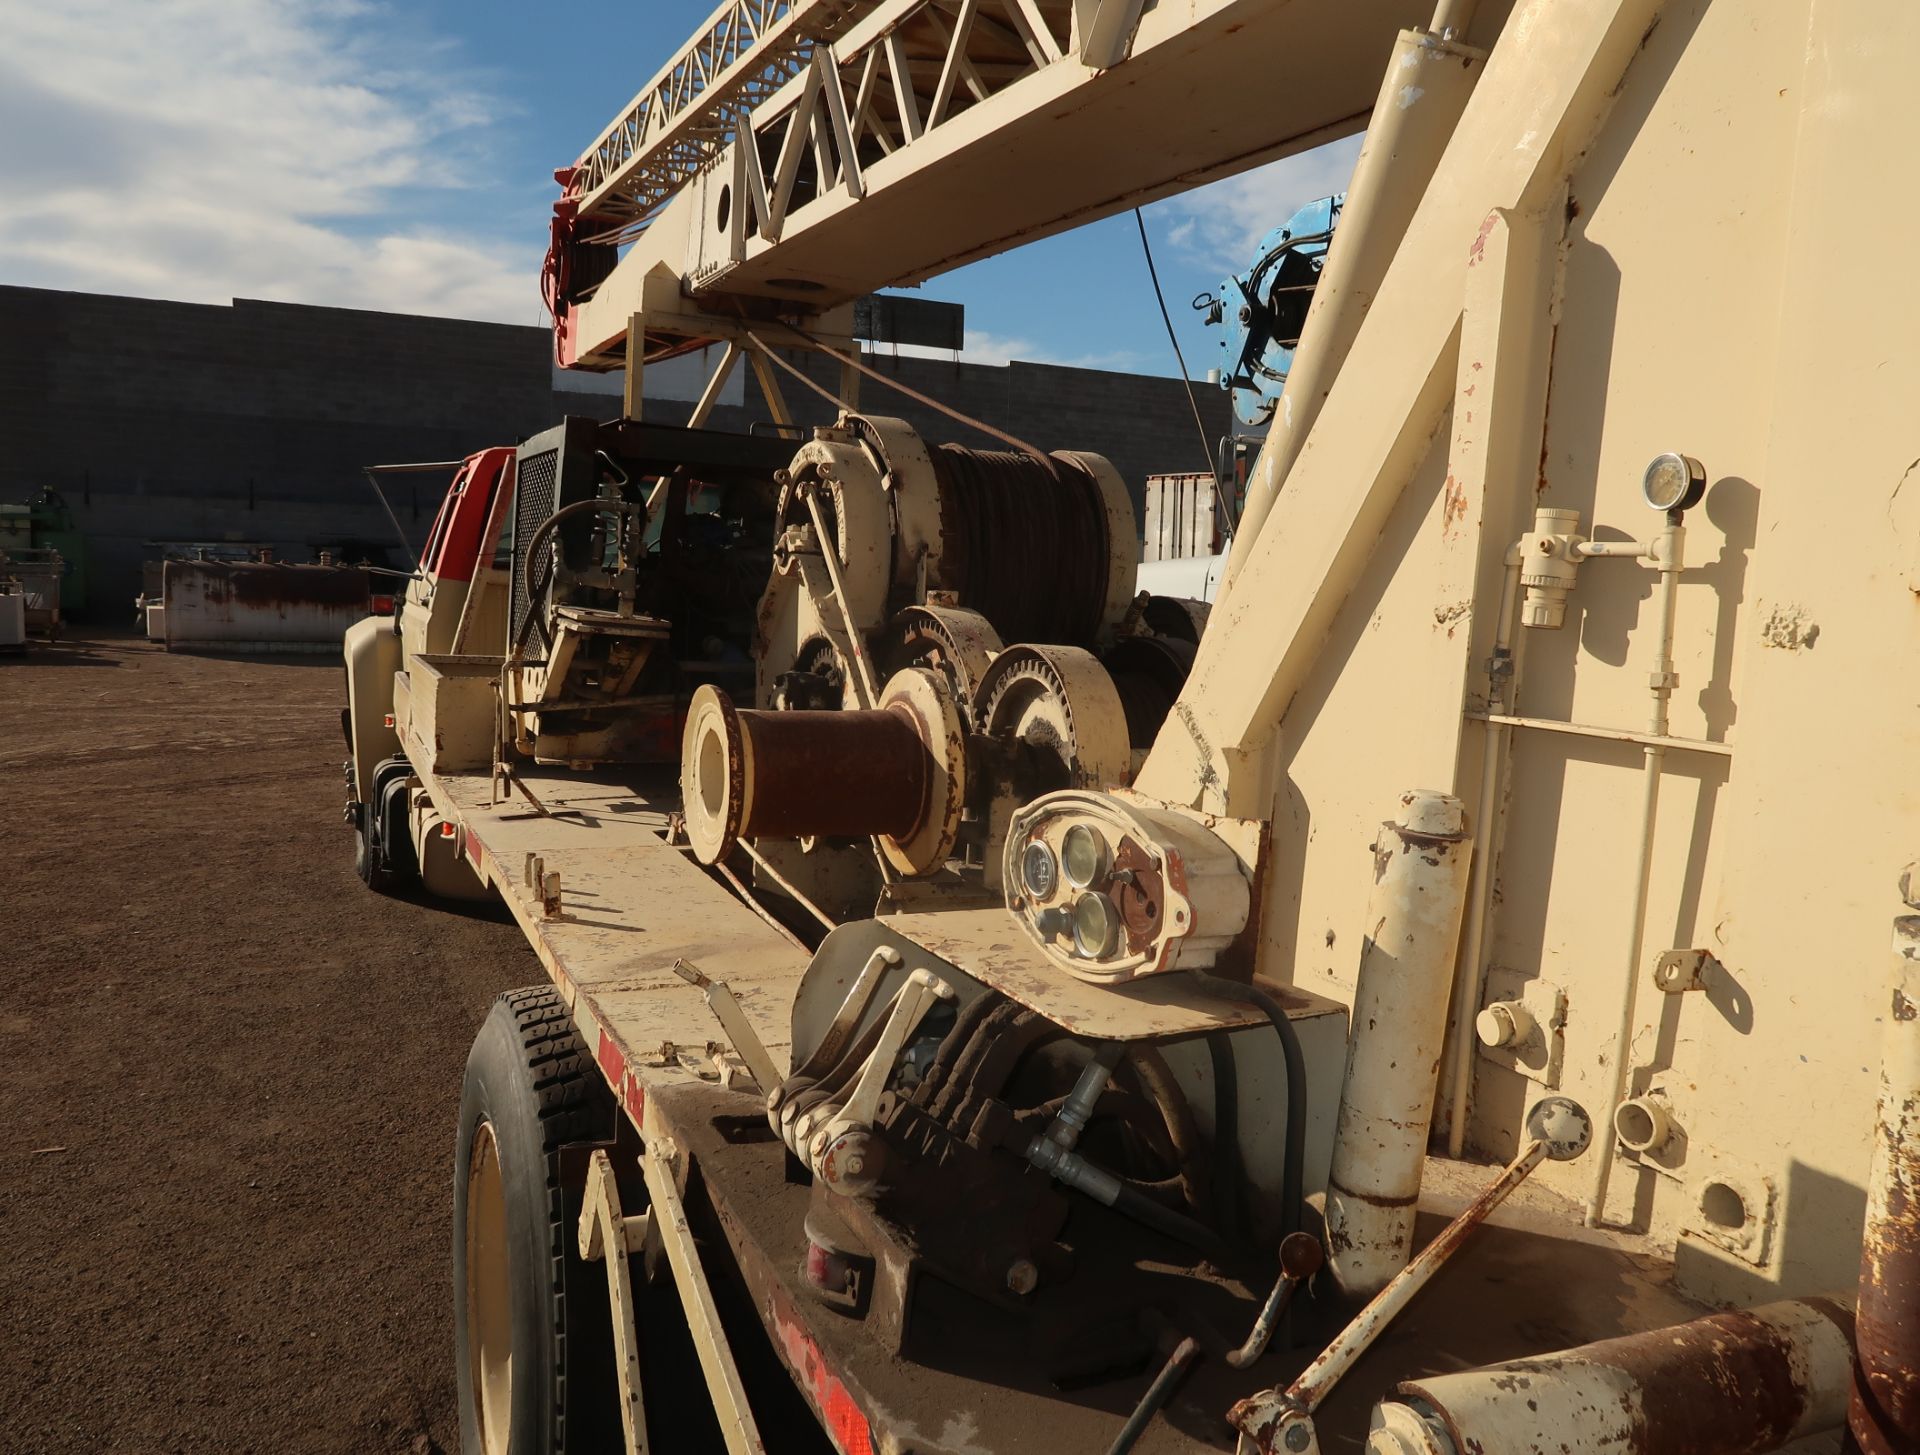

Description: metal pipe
[1372,1297,1857,1455]
[1327,790,1474,1296]
[800,484,880,707]
[1467,712,1733,757]
[1849,912,1920,1454]
[1585,518,1684,1226]
[1107,1337,1200,1455]
[1444,550,1524,1156]
[1229,1097,1592,1453]
[1228,1232,1324,1368]
[1213,22,1484,616]
[737,837,839,932]
[1427,0,1480,38]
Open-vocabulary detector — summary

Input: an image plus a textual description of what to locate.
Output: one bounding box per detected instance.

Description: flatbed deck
[417,760,1709,1454]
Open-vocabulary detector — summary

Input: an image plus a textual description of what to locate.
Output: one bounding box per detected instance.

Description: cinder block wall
[0,286,1231,616]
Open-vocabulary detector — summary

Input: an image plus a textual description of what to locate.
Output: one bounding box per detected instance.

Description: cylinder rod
[1327,790,1474,1296]
[1850,914,1920,1453]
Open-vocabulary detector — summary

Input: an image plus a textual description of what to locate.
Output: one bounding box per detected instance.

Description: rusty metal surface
[1393,1296,1857,1455]
[737,702,928,841]
[163,560,370,648]
[882,907,1345,1040]
[1851,915,1920,1455]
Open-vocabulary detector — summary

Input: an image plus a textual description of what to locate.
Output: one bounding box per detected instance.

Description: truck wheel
[354,759,417,895]
[354,802,397,893]
[454,988,621,1455]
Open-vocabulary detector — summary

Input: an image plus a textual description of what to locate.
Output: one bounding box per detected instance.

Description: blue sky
[0,0,1360,380]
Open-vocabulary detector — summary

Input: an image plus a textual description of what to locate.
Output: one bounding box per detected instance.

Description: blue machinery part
[1194,194,1342,427]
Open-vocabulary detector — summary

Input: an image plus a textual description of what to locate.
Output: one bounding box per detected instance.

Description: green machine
[2,490,88,613]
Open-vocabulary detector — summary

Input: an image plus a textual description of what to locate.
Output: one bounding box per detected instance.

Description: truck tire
[453,988,621,1455]
[354,758,417,895]
[354,801,398,893]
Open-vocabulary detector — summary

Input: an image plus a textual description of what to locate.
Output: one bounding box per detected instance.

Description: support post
[623,311,646,420]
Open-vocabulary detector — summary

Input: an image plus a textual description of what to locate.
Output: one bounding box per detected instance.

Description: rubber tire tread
[453,987,619,1455]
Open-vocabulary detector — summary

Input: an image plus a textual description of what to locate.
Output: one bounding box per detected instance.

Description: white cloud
[0,0,537,323]
[1150,134,1366,283]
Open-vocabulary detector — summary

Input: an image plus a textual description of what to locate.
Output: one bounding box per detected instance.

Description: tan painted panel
[430,768,809,1088]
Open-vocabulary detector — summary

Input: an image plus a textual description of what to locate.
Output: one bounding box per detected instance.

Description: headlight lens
[1071,892,1119,958]
[1061,824,1107,888]
[1021,839,1058,900]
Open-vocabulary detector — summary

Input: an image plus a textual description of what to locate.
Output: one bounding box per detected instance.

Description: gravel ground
[1,633,538,1453]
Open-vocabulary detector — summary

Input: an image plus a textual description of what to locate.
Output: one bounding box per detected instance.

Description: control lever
[1229,1098,1593,1455]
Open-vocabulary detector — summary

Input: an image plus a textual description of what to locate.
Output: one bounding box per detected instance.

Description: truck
[341,2,1920,1453]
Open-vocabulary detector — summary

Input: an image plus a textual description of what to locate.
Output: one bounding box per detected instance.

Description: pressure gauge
[1642,452,1706,514]
[1060,823,1108,889]
[1071,892,1120,959]
[1021,839,1058,901]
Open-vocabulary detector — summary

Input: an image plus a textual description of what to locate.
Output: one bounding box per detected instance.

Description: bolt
[1284,1420,1313,1452]
[1005,1258,1038,1296]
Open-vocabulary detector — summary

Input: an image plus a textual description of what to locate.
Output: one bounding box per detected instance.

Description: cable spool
[927,446,1129,646]
[973,645,1133,792]
[1100,634,1196,750]
[880,604,1003,727]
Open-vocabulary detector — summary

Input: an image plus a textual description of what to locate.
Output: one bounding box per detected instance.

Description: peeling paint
[1759,601,1820,650]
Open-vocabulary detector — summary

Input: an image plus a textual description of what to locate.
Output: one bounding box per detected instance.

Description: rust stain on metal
[1852,922,1920,1453]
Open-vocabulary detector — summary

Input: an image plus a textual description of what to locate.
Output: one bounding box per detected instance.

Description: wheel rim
[466,1120,513,1455]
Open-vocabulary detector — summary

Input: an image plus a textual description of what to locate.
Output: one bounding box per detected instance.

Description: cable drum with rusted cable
[927,446,1123,647]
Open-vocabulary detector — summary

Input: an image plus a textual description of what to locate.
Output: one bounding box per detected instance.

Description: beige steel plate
[426,767,807,1121]
[882,908,1346,1040]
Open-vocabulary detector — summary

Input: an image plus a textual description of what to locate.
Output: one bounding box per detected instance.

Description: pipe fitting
[1517,507,1585,629]
[1612,1094,1675,1153]
[1473,1000,1534,1049]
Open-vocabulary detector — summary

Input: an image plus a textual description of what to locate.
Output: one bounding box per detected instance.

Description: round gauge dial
[1021,839,1058,901]
[1642,452,1705,513]
[1071,891,1119,959]
[1061,823,1108,889]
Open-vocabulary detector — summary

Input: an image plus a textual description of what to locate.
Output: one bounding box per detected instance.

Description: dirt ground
[1,633,539,1453]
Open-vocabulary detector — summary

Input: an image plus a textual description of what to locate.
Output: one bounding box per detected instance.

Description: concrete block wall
[0,285,1232,615]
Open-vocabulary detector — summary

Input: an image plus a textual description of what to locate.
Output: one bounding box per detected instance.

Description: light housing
[1002,790,1252,983]
[1642,452,1706,514]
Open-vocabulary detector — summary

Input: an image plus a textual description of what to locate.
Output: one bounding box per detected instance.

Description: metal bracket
[578,1149,655,1455]
[638,1121,768,1455]
[1652,948,1721,993]
[1475,968,1565,1087]
[674,957,782,1096]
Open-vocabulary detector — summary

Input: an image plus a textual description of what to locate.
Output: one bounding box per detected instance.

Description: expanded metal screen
[510,445,559,660]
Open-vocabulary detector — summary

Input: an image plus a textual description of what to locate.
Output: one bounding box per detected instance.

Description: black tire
[352,757,417,895]
[354,800,397,893]
[453,988,621,1455]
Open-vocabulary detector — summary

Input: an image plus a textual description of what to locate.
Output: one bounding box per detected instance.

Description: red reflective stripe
[773,1305,876,1455]
[593,1029,645,1127]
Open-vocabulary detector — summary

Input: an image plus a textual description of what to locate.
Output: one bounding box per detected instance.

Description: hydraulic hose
[1185,971,1306,1237]
[1111,1181,1223,1258]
